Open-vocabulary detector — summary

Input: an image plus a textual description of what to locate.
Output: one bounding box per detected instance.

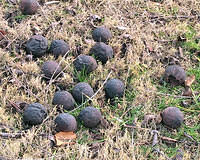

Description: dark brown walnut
[92,26,112,43]
[49,40,70,57]
[90,42,113,64]
[20,0,39,15]
[73,54,97,74]
[78,106,102,128]
[55,113,77,132]
[163,65,186,86]
[72,82,94,103]
[52,91,75,111]
[161,107,184,129]
[23,103,47,125]
[104,78,125,99]
[42,61,62,79]
[25,35,48,57]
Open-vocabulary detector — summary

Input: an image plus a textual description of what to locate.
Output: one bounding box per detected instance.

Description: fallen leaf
[141,114,161,127]
[182,87,192,96]
[155,114,162,124]
[100,118,110,129]
[185,75,195,87]
[54,132,76,146]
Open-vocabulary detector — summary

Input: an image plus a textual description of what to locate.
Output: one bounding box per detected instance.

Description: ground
[0,0,200,159]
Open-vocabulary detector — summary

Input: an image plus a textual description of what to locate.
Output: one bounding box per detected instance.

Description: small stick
[45,1,60,5]
[151,130,159,147]
[160,136,178,143]
[177,106,200,113]
[7,100,22,113]
[156,92,193,99]
[0,32,8,40]
[153,148,170,160]
[184,132,199,144]
[0,132,25,138]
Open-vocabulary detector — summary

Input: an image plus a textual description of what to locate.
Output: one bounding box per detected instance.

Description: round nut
[72,82,94,103]
[20,0,39,15]
[161,107,184,129]
[49,40,70,57]
[163,65,186,86]
[78,106,102,128]
[90,42,113,64]
[52,91,75,111]
[25,35,48,57]
[104,78,125,99]
[42,60,62,79]
[73,54,97,74]
[55,113,77,132]
[92,26,112,43]
[23,103,47,125]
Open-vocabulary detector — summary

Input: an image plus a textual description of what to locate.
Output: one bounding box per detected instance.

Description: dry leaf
[100,118,110,129]
[185,75,195,87]
[155,114,162,124]
[141,114,161,127]
[182,87,192,96]
[55,132,76,146]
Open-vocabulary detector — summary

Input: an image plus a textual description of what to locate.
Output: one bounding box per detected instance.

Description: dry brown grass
[0,0,200,159]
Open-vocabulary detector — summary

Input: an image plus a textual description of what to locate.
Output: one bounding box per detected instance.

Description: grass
[0,0,200,159]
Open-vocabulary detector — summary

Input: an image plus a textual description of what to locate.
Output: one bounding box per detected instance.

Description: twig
[0,32,8,40]
[7,100,22,113]
[177,106,200,113]
[131,128,134,145]
[123,124,150,131]
[156,92,193,99]
[153,148,171,160]
[151,130,159,147]
[160,136,178,143]
[45,1,60,5]
[150,15,199,20]
[5,36,19,49]
[69,70,112,113]
[0,132,25,138]
[184,132,199,144]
